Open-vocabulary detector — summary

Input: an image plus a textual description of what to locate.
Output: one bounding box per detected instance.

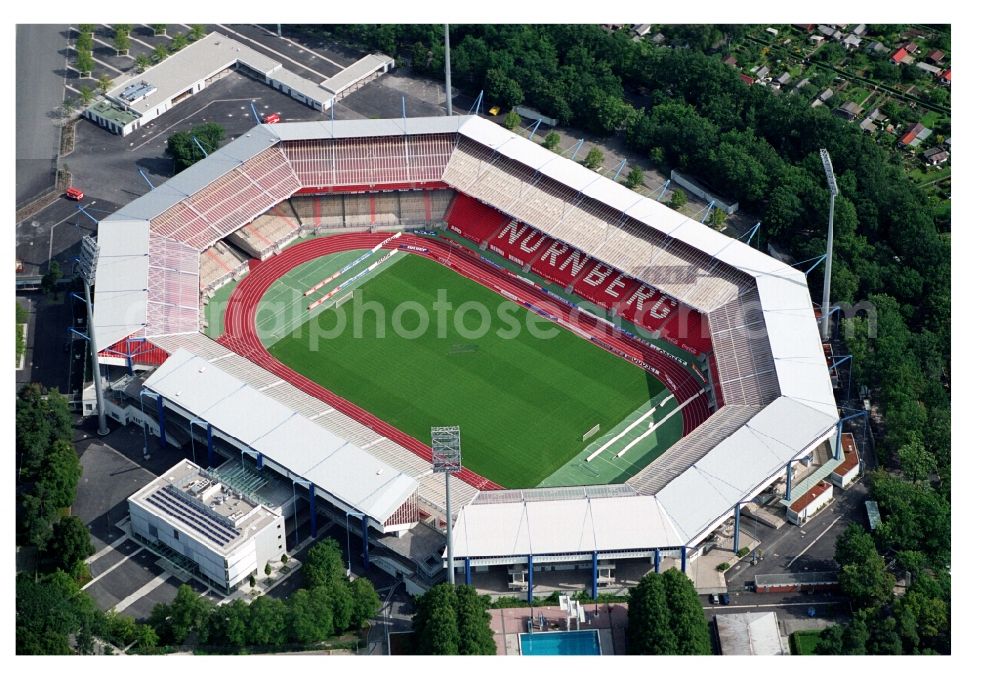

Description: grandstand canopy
[144,349,418,524]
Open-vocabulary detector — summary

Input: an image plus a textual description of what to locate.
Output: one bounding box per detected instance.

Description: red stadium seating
[485,221,551,267]
[444,194,511,244]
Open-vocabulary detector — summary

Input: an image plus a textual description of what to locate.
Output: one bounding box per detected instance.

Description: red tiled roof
[832,433,860,476]
[928,49,945,63]
[900,122,924,147]
[790,481,832,513]
[739,73,754,85]
[941,69,951,82]
[891,48,908,63]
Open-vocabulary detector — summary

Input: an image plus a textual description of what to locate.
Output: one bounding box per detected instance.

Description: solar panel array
[146,484,241,548]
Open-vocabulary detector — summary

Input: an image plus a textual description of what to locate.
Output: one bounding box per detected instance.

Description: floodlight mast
[431,426,462,584]
[819,149,839,340]
[77,236,109,436]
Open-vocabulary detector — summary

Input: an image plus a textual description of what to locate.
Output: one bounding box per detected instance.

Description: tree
[75,33,93,54]
[37,440,82,510]
[898,437,936,481]
[113,25,131,55]
[287,588,333,644]
[16,383,73,479]
[170,33,188,53]
[485,67,523,109]
[709,206,727,228]
[246,595,288,647]
[582,146,604,170]
[303,538,347,591]
[660,568,712,655]
[625,166,645,190]
[47,516,94,573]
[189,25,206,41]
[97,73,113,94]
[16,574,87,654]
[503,110,522,131]
[151,24,167,36]
[669,189,687,209]
[542,131,561,151]
[413,584,460,655]
[154,44,169,63]
[205,599,250,649]
[350,577,382,630]
[454,585,496,655]
[264,562,272,576]
[627,573,675,654]
[75,51,94,77]
[835,525,894,608]
[79,85,94,106]
[78,24,95,37]
[166,122,227,172]
[150,584,211,645]
[134,54,151,72]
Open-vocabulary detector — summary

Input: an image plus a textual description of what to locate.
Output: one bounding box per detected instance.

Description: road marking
[128,97,256,152]
[250,24,346,70]
[85,533,129,564]
[82,548,142,590]
[786,514,843,569]
[213,25,332,79]
[114,571,172,612]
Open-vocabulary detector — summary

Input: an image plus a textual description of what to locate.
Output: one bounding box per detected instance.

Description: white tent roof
[144,350,418,523]
[449,496,683,559]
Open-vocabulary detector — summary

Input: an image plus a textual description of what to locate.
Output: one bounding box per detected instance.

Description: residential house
[833,30,844,41]
[844,34,862,50]
[891,48,914,65]
[927,49,946,64]
[922,146,950,166]
[651,33,666,45]
[867,40,890,55]
[723,55,738,67]
[632,24,652,37]
[916,62,942,76]
[817,24,835,37]
[940,69,951,84]
[756,65,770,80]
[810,35,826,44]
[739,73,755,86]
[859,107,887,133]
[795,77,811,90]
[851,23,867,36]
[766,27,779,37]
[792,24,816,32]
[903,41,919,53]
[817,87,834,102]
[835,101,864,120]
[776,71,792,86]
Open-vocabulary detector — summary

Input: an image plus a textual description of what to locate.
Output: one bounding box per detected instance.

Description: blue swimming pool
[519,629,602,656]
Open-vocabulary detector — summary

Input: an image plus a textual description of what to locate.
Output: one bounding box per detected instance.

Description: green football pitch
[268,254,670,488]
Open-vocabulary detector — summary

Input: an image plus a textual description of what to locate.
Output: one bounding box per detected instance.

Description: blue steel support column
[591,552,598,600]
[733,504,741,553]
[362,515,370,570]
[308,483,317,539]
[206,424,214,466]
[654,548,661,573]
[680,547,687,574]
[834,420,844,460]
[257,452,264,470]
[156,395,166,448]
[785,462,794,501]
[527,555,534,603]
[465,558,472,585]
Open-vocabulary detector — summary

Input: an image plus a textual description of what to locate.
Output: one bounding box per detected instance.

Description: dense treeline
[411,583,496,655]
[148,539,380,651]
[299,25,951,652]
[16,384,94,575]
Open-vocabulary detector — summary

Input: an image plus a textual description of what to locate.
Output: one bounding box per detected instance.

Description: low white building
[128,459,285,593]
[786,481,833,526]
[716,612,788,655]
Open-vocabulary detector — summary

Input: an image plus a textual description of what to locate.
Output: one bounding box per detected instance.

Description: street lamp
[344,510,365,577]
[138,389,160,460]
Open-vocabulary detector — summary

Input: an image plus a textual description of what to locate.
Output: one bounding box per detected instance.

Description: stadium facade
[92,114,839,596]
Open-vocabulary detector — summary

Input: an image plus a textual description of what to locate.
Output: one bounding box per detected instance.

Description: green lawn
[268,254,666,488]
[790,629,824,655]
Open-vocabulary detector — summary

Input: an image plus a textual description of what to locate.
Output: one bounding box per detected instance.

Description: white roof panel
[94,219,149,350]
[320,53,393,94]
[269,116,465,142]
[144,350,416,523]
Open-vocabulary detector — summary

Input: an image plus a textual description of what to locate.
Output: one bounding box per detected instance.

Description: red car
[65,187,84,201]
[263,113,281,124]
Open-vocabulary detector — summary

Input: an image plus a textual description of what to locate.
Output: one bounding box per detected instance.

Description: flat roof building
[128,458,285,593]
[716,612,788,655]
[320,53,394,102]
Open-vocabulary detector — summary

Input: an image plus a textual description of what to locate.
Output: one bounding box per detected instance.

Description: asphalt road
[16,24,69,205]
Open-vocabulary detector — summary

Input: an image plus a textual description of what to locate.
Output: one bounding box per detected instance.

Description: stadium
[91,114,839,597]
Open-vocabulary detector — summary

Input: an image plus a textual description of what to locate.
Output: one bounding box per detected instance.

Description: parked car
[65,187,84,201]
[263,112,281,124]
[709,593,720,605]
[720,593,731,605]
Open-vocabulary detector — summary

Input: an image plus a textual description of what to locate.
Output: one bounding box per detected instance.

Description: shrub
[737,547,750,558]
[716,562,730,572]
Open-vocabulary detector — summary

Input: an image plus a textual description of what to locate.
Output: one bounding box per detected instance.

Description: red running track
[218,234,713,493]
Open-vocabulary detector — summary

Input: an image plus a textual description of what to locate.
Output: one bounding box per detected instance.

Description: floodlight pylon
[77,235,109,435]
[431,425,462,584]
[819,148,839,340]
